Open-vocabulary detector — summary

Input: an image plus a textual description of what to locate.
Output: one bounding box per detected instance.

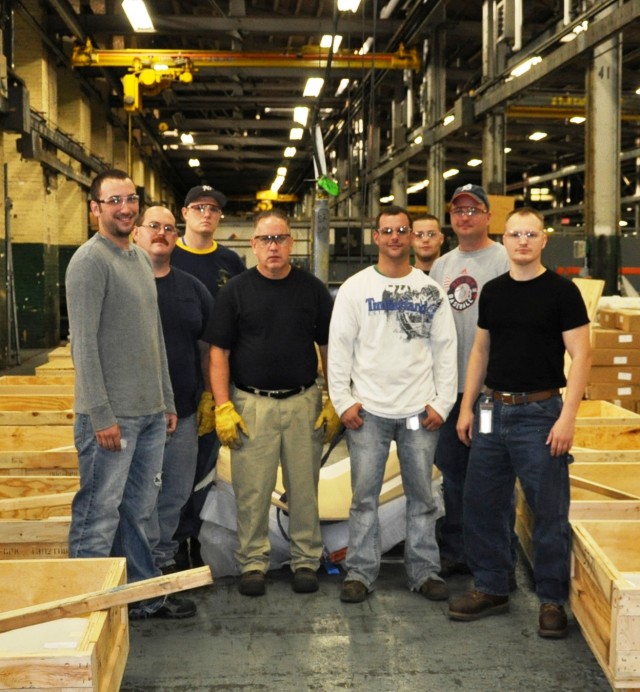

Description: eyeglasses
[412,230,441,239]
[253,234,292,246]
[187,204,222,215]
[451,207,487,217]
[95,194,140,207]
[504,230,544,240]
[377,226,411,236]
[138,222,178,235]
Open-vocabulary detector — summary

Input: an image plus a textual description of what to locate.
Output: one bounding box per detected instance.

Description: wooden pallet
[0,558,128,691]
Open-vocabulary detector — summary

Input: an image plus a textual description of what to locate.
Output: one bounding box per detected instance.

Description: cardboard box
[586,383,639,400]
[0,558,128,690]
[597,308,619,329]
[592,349,640,367]
[592,328,640,349]
[588,367,640,384]
[615,309,640,332]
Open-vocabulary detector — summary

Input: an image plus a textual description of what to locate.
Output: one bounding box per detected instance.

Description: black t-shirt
[210,267,334,390]
[156,267,215,417]
[479,269,589,392]
[170,241,245,298]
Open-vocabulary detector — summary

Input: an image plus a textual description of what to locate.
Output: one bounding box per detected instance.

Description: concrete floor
[121,555,609,692]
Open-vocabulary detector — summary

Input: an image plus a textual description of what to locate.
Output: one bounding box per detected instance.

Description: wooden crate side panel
[0,411,74,426]
[0,376,75,385]
[573,426,640,451]
[0,476,79,498]
[0,653,94,689]
[0,426,74,451]
[578,400,640,420]
[0,451,78,474]
[0,385,75,396]
[572,450,640,463]
[0,492,74,518]
[611,581,640,681]
[570,501,640,521]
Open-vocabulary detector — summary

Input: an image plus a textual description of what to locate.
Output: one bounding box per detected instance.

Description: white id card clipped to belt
[479,398,493,434]
[406,415,420,431]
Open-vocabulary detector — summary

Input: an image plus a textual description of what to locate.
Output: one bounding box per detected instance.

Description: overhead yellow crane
[71,40,420,112]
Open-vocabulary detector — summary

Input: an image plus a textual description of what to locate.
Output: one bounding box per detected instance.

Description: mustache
[151,235,169,245]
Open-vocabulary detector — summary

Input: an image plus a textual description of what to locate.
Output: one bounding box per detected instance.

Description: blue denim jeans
[69,413,165,596]
[345,409,441,590]
[148,413,198,569]
[464,395,571,603]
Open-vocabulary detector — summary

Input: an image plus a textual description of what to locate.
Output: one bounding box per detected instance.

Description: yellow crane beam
[71,40,420,72]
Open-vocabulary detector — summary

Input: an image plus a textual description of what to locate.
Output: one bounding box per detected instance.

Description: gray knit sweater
[65,233,175,431]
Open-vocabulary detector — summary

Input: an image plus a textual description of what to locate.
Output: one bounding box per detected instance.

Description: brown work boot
[238,570,266,597]
[538,603,568,639]
[448,590,509,621]
[418,577,449,601]
[340,579,367,603]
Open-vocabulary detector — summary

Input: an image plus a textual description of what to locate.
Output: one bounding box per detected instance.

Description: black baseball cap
[450,184,490,210]
[184,185,227,209]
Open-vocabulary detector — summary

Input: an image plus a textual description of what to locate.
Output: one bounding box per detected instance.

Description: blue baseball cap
[450,184,490,210]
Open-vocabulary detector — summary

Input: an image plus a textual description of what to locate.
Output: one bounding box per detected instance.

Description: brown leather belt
[485,388,561,406]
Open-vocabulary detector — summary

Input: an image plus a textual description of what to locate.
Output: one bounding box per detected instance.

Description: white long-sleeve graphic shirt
[328,266,458,421]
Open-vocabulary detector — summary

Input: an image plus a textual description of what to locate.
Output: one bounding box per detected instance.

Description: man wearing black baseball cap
[170,184,246,570]
[430,184,510,580]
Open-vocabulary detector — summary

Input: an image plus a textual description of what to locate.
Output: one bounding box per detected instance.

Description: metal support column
[585,6,621,295]
[391,165,408,208]
[311,192,330,284]
[482,110,506,196]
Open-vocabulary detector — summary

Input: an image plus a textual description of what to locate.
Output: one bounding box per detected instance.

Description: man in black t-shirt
[448,207,591,639]
[133,206,216,617]
[209,208,339,597]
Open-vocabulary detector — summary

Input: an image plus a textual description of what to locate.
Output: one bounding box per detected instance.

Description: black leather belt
[485,388,561,406]
[234,380,316,400]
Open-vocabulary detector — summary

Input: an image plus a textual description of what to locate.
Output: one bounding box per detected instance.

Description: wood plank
[0,426,74,451]
[0,566,213,633]
[0,375,75,385]
[0,384,75,396]
[572,449,640,463]
[0,491,75,518]
[0,476,79,498]
[0,450,78,475]
[570,463,640,500]
[573,426,640,451]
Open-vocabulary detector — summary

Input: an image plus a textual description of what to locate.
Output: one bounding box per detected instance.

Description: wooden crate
[0,558,128,691]
[0,450,78,476]
[0,384,75,396]
[0,375,75,386]
[0,476,78,520]
[0,395,74,425]
[0,426,77,477]
[0,425,74,450]
[574,425,640,451]
[577,400,640,425]
[571,521,640,690]
[35,360,74,377]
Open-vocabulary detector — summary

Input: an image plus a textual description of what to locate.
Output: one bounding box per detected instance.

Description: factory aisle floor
[121,554,609,692]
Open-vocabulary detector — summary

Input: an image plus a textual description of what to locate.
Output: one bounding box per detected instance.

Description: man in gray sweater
[65,169,191,619]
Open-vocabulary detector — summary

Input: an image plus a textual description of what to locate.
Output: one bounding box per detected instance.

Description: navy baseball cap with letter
[450,184,490,210]
[184,185,227,209]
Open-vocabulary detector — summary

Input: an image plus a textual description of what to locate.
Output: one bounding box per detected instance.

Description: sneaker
[150,595,197,619]
[439,556,472,578]
[538,603,568,639]
[448,590,509,621]
[340,579,367,603]
[418,577,449,601]
[292,568,319,593]
[238,570,266,596]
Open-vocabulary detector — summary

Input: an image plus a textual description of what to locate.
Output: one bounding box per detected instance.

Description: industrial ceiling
[32,0,640,216]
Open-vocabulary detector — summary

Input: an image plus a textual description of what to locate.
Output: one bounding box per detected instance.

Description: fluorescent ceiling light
[620,220,629,227]
[510,55,542,78]
[277,166,288,176]
[284,147,297,158]
[188,158,200,168]
[293,106,309,126]
[413,135,423,145]
[180,133,194,144]
[569,116,586,124]
[504,147,512,154]
[636,87,640,95]
[358,37,374,55]
[122,0,155,32]
[528,131,548,141]
[380,195,394,203]
[290,128,304,140]
[407,180,429,194]
[303,78,324,98]
[467,158,482,167]
[443,168,459,179]
[338,0,361,12]
[335,79,350,96]
[321,35,343,51]
[271,175,285,193]
[194,144,220,151]
[442,114,455,126]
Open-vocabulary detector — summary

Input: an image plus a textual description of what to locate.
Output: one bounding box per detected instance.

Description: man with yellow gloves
[209,208,337,596]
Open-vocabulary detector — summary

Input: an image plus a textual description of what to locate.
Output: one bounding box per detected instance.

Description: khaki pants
[231,385,323,573]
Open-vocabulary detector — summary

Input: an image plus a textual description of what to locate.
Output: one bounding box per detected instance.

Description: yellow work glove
[314,397,342,445]
[215,401,249,449]
[197,391,216,436]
